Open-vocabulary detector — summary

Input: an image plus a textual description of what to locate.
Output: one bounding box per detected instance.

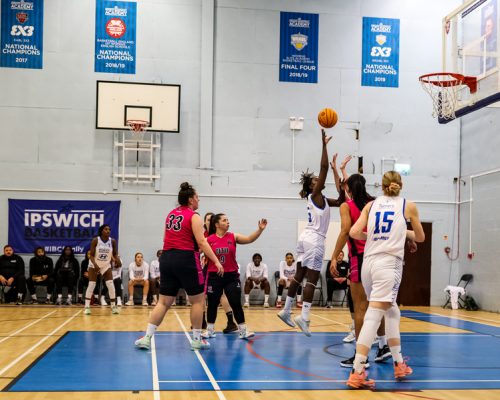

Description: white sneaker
[294,315,311,337]
[263,302,270,308]
[135,335,151,350]
[277,310,296,327]
[343,330,356,343]
[84,307,91,315]
[239,329,255,340]
[243,302,249,308]
[101,297,108,306]
[142,300,149,306]
[191,338,210,350]
[125,300,134,306]
[202,330,216,339]
[111,305,120,314]
[56,297,62,305]
[151,298,157,306]
[116,297,122,306]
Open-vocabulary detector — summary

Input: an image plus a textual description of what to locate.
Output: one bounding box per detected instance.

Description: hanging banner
[279,11,319,83]
[8,199,121,255]
[361,17,400,88]
[95,0,136,74]
[0,0,44,69]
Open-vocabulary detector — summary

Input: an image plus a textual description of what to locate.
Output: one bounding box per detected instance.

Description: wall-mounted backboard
[96,81,181,132]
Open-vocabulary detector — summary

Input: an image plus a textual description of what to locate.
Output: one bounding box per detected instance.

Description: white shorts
[89,261,111,275]
[296,230,325,272]
[361,254,403,304]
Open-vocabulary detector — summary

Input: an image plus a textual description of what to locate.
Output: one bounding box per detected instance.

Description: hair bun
[180,182,191,191]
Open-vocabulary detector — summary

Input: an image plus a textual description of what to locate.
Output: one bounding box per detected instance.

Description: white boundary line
[173,311,226,400]
[154,332,486,337]
[0,310,81,376]
[157,378,500,383]
[310,312,351,328]
[0,310,57,345]
[150,335,160,400]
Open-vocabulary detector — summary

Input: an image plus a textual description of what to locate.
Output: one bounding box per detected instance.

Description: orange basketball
[317,108,338,128]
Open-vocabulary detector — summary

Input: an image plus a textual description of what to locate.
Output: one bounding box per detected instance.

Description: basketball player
[203,212,237,333]
[204,213,267,339]
[330,174,391,367]
[134,182,224,351]
[277,129,339,335]
[84,224,120,315]
[346,171,423,388]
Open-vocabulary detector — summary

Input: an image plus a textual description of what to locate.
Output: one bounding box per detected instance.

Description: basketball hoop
[126,119,149,134]
[419,73,477,120]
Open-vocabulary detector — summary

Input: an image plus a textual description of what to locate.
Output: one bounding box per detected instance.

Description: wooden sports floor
[0,304,499,400]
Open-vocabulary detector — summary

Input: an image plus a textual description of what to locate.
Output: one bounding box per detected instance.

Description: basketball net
[419,73,477,120]
[126,119,149,141]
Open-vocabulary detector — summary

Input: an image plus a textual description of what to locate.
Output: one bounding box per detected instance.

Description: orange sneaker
[346,369,375,389]
[394,361,413,379]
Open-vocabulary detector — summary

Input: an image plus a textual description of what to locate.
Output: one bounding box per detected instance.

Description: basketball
[317,108,338,128]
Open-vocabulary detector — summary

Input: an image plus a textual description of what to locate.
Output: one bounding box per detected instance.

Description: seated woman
[244,253,270,308]
[276,252,302,308]
[27,247,54,304]
[126,252,149,306]
[149,250,162,306]
[54,246,79,305]
[325,250,350,308]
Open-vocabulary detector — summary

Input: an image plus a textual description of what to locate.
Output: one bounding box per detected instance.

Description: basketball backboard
[439,0,500,123]
[96,81,181,132]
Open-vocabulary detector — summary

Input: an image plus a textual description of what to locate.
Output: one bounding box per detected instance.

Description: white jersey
[246,262,268,280]
[364,195,407,259]
[149,259,160,279]
[302,194,330,238]
[279,260,296,280]
[90,236,113,272]
[129,262,149,280]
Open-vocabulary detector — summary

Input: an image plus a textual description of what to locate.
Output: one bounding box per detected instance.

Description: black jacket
[0,254,25,279]
[29,256,54,277]
[54,257,79,276]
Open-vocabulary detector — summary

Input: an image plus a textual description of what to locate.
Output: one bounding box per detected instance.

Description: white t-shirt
[149,260,160,279]
[246,262,268,280]
[129,262,149,281]
[279,260,296,280]
[112,265,122,280]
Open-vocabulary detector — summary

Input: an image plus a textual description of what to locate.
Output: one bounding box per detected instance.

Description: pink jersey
[346,199,366,257]
[206,232,238,273]
[163,206,197,251]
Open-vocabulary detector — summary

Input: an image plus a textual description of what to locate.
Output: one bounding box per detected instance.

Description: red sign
[105,18,126,38]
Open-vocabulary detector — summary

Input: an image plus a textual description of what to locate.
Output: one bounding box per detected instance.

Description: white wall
[0,0,463,305]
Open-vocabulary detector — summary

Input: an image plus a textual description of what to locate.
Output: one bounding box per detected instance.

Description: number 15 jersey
[364,196,407,259]
[163,206,197,252]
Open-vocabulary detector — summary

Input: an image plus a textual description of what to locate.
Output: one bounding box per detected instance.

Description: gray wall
[0,0,463,305]
[459,107,500,312]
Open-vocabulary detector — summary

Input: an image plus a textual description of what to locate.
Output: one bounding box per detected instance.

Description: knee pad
[384,304,401,340]
[105,280,115,299]
[85,281,96,297]
[357,307,385,348]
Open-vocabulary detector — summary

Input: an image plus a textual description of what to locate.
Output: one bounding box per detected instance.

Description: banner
[279,11,319,83]
[0,0,44,69]
[95,0,136,74]
[8,199,121,255]
[361,17,400,88]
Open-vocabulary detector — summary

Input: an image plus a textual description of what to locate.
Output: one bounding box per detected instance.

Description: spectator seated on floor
[276,252,303,308]
[149,250,162,306]
[54,246,79,305]
[27,247,54,304]
[0,245,27,304]
[126,252,149,306]
[244,253,270,308]
[325,250,349,308]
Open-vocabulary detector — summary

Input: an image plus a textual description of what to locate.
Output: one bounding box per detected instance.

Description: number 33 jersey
[163,206,197,252]
[364,196,407,259]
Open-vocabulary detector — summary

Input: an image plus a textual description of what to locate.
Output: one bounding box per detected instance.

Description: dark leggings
[326,278,347,302]
[277,282,302,297]
[114,277,122,298]
[206,272,244,324]
[347,286,354,313]
[56,271,75,295]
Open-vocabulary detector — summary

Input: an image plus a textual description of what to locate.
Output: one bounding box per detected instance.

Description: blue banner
[361,17,400,88]
[8,199,121,255]
[279,12,319,83]
[95,0,136,74]
[0,0,44,69]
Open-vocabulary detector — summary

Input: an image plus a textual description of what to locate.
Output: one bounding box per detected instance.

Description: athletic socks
[301,301,312,321]
[264,294,269,304]
[378,335,387,349]
[244,294,250,304]
[284,296,294,313]
[353,353,368,373]
[192,329,202,341]
[390,345,403,364]
[146,323,158,337]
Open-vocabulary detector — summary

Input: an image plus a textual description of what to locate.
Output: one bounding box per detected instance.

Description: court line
[150,335,160,400]
[173,311,226,400]
[0,310,57,345]
[310,312,351,328]
[154,332,486,337]
[425,311,500,326]
[157,378,500,383]
[0,310,81,377]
